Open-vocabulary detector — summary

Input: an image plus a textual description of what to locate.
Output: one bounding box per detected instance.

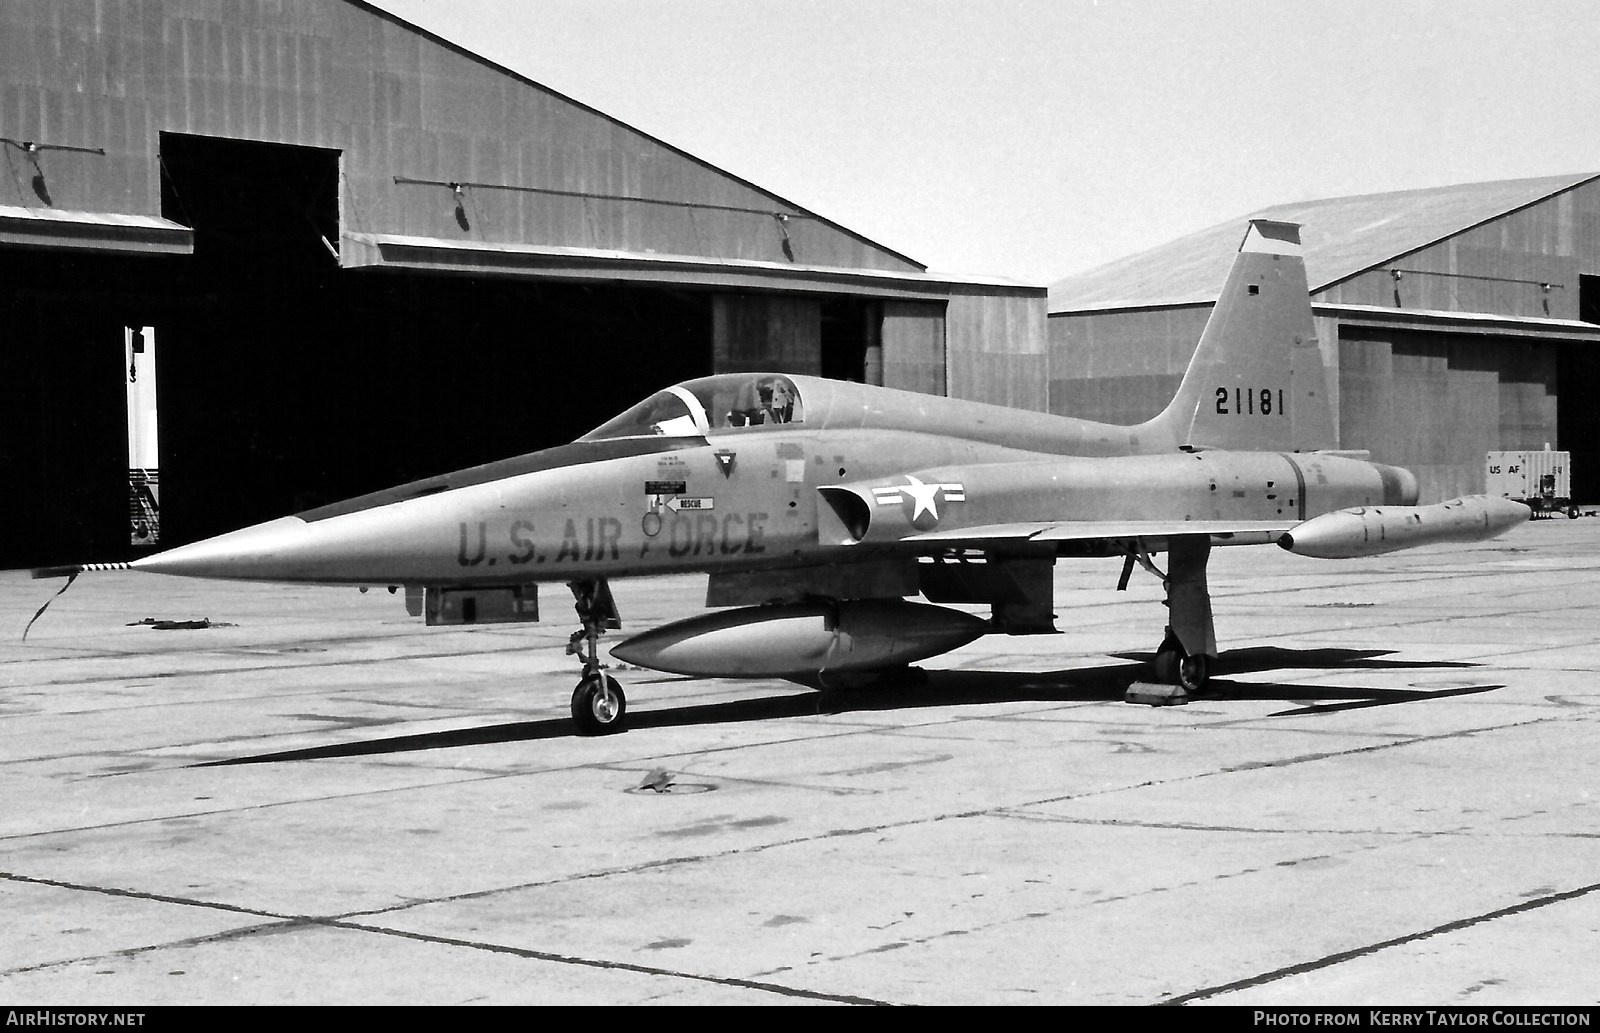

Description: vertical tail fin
[1141,220,1336,451]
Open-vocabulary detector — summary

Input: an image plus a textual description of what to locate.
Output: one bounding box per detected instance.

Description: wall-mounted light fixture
[3,138,106,206]
[392,176,815,247]
[773,212,794,261]
[1384,267,1565,313]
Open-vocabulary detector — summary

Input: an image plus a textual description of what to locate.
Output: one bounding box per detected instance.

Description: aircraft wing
[902,519,1293,547]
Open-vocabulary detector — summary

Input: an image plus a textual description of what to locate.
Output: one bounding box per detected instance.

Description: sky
[370,0,1600,285]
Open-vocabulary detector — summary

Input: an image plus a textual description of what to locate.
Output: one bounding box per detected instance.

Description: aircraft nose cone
[130,517,313,581]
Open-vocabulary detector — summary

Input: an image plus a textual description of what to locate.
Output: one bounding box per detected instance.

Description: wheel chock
[1125,681,1189,706]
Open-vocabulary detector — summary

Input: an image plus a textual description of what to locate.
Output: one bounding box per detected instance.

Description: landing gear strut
[567,579,626,735]
[1125,535,1216,692]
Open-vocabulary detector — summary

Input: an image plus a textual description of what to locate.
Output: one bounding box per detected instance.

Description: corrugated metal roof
[345,0,928,275]
[1048,173,1600,313]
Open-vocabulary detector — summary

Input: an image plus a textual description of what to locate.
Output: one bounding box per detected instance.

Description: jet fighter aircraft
[37,220,1529,734]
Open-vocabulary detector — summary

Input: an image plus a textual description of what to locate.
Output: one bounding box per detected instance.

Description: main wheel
[1569,505,1581,520]
[1154,644,1209,692]
[1153,647,1180,685]
[572,674,627,736]
[1176,652,1209,692]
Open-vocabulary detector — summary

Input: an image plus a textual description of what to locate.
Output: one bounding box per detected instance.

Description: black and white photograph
[3,0,1599,1011]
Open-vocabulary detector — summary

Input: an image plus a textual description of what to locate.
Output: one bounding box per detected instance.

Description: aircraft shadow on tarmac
[194,645,1499,768]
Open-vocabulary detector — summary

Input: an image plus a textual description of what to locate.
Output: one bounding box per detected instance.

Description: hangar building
[1,0,1044,570]
[1048,175,1600,506]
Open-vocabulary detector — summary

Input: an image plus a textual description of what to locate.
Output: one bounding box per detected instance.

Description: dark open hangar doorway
[0,250,161,570]
[1562,273,1600,506]
[1,134,713,570]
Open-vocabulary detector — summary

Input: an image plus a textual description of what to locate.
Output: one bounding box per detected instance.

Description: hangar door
[881,301,947,396]
[712,294,881,385]
[1337,328,1558,504]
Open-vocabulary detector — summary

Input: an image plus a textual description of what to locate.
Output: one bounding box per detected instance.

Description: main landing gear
[1153,628,1209,692]
[1123,535,1216,693]
[567,579,626,735]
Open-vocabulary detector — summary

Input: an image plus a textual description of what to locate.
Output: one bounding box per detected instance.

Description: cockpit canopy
[581,374,805,441]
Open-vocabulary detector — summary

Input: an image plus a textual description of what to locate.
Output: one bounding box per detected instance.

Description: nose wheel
[572,672,626,735]
[567,579,626,736]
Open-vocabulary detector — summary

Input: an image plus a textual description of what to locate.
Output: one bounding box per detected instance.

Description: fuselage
[128,373,1418,587]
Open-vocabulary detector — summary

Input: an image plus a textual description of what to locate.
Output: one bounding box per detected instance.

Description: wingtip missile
[1278,495,1530,559]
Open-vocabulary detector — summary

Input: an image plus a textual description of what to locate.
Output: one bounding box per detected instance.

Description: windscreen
[582,375,804,440]
[581,387,707,441]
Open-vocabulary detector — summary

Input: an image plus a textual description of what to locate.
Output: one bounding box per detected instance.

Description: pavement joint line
[0,868,297,927]
[4,641,550,683]
[1158,878,1600,1006]
[0,716,933,842]
[0,776,528,843]
[946,708,1588,813]
[773,839,1410,974]
[993,810,1591,840]
[320,919,894,1005]
[0,870,891,1005]
[1197,696,1597,732]
[0,921,314,979]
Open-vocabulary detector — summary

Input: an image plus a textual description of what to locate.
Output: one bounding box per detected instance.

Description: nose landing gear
[567,579,626,735]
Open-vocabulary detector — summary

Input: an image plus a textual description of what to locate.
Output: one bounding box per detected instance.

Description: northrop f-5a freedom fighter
[37,221,1529,734]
